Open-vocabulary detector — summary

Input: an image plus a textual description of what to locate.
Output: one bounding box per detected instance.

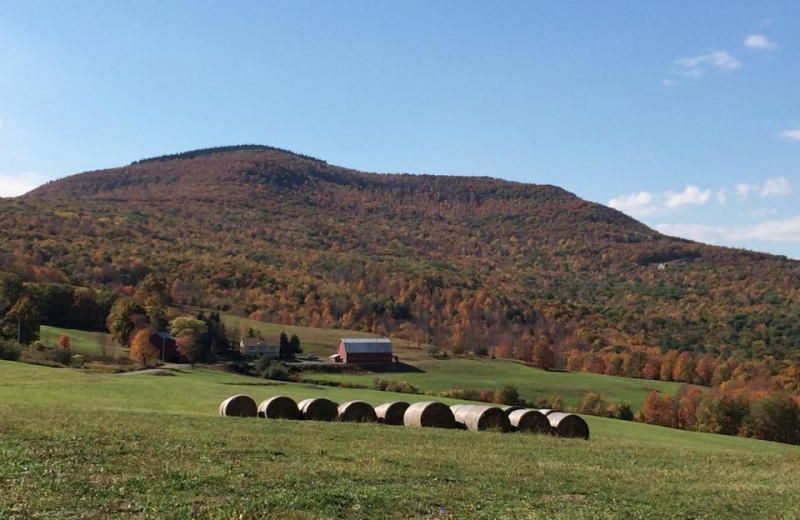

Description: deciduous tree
[130,328,158,367]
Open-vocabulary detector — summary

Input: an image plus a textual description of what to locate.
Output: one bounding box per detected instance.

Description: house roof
[340,338,392,354]
[152,331,176,341]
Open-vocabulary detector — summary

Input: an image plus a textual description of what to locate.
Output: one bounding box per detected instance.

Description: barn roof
[340,338,392,353]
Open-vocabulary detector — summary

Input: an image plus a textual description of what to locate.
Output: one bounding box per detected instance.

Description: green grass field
[301,357,695,410]
[220,316,692,409]
[39,325,119,356]
[1,360,797,519]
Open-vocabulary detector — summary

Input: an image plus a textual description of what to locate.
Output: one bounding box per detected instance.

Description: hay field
[0,360,798,519]
[300,357,696,410]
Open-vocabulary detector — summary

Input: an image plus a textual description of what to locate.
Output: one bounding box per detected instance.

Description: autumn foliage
[130,329,158,367]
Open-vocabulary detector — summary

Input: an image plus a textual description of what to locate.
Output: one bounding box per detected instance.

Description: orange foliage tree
[130,328,158,367]
[58,334,71,351]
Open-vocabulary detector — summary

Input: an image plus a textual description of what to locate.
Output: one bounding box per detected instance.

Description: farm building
[150,331,186,363]
[330,338,394,364]
[239,337,280,359]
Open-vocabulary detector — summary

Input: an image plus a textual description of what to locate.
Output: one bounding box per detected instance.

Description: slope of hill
[1,361,797,518]
[1,145,798,362]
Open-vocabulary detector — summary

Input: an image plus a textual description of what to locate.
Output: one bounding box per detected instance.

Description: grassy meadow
[39,325,120,356]
[221,315,693,409]
[301,357,696,410]
[1,360,798,519]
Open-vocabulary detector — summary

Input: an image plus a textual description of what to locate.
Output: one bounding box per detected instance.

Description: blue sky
[1,2,798,258]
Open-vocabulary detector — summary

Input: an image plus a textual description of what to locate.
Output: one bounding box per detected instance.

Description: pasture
[301,357,696,410]
[0,360,798,519]
[39,325,118,356]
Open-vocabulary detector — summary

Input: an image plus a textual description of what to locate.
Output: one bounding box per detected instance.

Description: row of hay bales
[219,395,589,439]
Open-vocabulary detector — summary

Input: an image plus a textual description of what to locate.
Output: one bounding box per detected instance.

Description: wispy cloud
[609,185,712,217]
[735,177,792,198]
[608,191,658,217]
[610,178,791,218]
[761,177,791,197]
[0,172,47,198]
[778,129,800,142]
[665,186,711,208]
[744,34,778,51]
[657,215,800,245]
[671,51,742,78]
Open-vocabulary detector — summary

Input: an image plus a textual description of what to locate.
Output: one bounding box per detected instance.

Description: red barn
[334,338,393,364]
[149,331,187,363]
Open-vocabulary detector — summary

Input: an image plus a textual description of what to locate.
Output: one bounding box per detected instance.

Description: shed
[337,338,393,364]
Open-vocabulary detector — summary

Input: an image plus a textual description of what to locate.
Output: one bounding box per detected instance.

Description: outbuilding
[335,338,393,364]
[239,337,280,359]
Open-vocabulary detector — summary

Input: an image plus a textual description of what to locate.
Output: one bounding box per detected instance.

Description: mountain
[2,145,798,361]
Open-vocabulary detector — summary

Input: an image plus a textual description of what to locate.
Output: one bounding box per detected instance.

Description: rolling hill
[1,145,798,362]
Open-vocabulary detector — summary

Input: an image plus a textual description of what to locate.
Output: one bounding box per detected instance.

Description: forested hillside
[2,145,798,366]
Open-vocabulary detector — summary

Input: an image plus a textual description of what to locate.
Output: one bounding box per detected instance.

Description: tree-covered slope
[2,145,798,361]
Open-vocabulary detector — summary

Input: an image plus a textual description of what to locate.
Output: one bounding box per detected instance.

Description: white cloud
[728,215,800,242]
[744,34,778,51]
[735,177,791,198]
[716,188,728,204]
[761,177,791,197]
[672,51,742,78]
[665,186,711,208]
[609,185,715,218]
[608,191,658,217]
[661,79,678,87]
[778,129,800,142]
[0,172,47,197]
[657,215,800,245]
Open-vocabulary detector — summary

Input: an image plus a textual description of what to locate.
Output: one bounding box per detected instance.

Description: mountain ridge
[4,145,798,362]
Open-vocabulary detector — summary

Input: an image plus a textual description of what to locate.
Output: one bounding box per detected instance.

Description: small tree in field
[130,329,158,367]
[58,334,71,351]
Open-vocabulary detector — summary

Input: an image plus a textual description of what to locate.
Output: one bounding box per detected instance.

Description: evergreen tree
[289,334,301,354]
[279,332,290,359]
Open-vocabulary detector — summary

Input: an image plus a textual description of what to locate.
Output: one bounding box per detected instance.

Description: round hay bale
[374,401,410,425]
[297,398,339,422]
[219,394,258,417]
[338,401,378,423]
[501,405,525,416]
[403,401,456,429]
[508,409,551,433]
[534,408,558,416]
[452,405,511,432]
[257,395,299,420]
[548,412,590,439]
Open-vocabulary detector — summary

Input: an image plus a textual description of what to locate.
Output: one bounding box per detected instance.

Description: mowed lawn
[0,361,798,519]
[301,357,696,410]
